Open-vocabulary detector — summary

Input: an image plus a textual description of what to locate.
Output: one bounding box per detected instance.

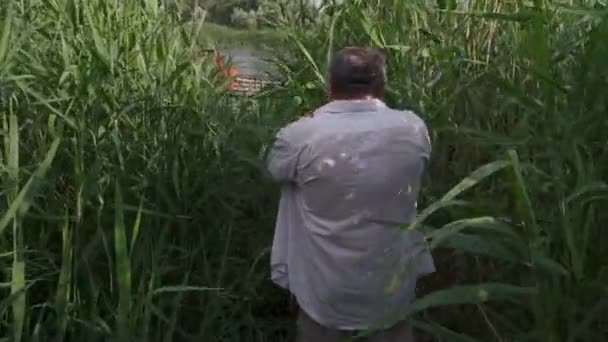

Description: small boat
[202,48,279,95]
[213,51,239,91]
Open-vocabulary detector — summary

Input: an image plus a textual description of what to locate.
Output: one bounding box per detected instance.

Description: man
[266,47,435,341]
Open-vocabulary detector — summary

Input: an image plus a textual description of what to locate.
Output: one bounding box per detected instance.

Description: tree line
[173,0,321,28]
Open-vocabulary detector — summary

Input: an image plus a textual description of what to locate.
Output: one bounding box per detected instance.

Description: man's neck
[330,95,380,101]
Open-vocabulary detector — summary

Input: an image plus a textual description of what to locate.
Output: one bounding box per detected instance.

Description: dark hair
[328,47,387,100]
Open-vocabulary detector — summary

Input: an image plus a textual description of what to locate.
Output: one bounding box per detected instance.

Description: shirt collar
[315,98,387,115]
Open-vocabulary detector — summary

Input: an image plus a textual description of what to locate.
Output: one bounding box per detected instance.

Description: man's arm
[266,127,301,183]
[420,123,432,161]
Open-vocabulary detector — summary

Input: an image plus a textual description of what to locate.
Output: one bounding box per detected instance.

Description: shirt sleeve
[404,110,432,160]
[420,123,432,159]
[266,126,302,183]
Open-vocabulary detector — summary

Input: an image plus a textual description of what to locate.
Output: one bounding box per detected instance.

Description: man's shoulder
[275,115,318,146]
[381,104,423,119]
[382,106,428,130]
[281,115,317,132]
[277,104,429,142]
[382,107,431,152]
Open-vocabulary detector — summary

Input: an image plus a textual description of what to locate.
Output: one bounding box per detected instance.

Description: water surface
[220,46,280,80]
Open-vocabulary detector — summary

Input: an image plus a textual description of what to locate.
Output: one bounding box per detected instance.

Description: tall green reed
[1,0,286,341]
[0,0,606,341]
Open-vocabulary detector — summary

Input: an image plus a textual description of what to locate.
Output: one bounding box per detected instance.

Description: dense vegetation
[0,0,607,341]
[174,0,319,28]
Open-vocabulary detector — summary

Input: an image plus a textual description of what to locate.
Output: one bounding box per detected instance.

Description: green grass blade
[326,8,342,70]
[428,216,522,249]
[408,161,510,231]
[114,182,131,341]
[129,199,144,255]
[439,233,524,263]
[441,160,511,202]
[505,149,537,231]
[529,250,569,276]
[294,36,326,86]
[444,9,544,22]
[54,211,72,341]
[359,283,536,338]
[148,286,222,297]
[0,7,14,69]
[83,2,112,73]
[11,259,25,342]
[411,319,480,342]
[405,283,536,315]
[0,286,27,314]
[7,109,18,184]
[0,138,61,237]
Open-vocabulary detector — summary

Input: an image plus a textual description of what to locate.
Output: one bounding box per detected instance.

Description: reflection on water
[219,46,280,80]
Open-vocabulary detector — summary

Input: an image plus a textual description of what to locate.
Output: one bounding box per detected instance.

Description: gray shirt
[266,99,435,330]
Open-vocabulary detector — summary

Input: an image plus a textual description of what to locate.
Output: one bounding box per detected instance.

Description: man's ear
[377,47,388,63]
[380,47,388,58]
[375,47,388,82]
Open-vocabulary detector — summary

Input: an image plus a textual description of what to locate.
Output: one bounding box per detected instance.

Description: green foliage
[177,0,321,28]
[0,0,288,340]
[197,22,286,49]
[230,7,259,29]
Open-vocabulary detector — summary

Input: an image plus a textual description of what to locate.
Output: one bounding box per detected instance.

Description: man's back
[268,99,435,330]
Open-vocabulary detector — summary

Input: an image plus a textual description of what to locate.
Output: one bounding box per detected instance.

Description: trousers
[295,310,415,342]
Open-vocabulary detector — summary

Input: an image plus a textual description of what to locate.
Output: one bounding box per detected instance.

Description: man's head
[328,47,387,100]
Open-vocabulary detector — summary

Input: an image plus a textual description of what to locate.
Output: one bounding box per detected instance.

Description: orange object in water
[215,51,239,90]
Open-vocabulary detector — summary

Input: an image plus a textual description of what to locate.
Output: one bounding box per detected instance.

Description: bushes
[0,1,287,341]
[230,7,259,29]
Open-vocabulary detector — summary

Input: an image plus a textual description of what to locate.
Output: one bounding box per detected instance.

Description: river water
[219,46,281,80]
